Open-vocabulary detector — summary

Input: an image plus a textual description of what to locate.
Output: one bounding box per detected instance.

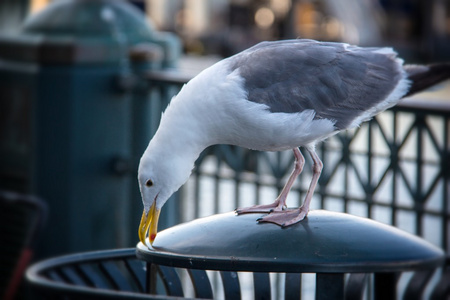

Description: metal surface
[136,210,445,273]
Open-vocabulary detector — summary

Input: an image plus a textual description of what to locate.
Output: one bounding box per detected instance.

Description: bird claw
[236,202,284,214]
[257,207,308,227]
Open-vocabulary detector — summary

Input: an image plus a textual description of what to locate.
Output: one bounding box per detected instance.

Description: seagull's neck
[147,96,212,166]
[147,59,240,163]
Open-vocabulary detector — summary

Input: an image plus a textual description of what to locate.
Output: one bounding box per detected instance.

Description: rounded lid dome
[137,210,445,273]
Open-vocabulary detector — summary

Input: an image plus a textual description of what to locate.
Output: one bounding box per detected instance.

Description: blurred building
[145,0,450,62]
[3,0,449,62]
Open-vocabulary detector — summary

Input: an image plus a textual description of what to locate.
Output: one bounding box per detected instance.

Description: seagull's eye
[145,179,154,187]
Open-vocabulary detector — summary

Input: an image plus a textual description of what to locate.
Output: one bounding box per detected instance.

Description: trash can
[26,211,448,299]
[0,0,181,258]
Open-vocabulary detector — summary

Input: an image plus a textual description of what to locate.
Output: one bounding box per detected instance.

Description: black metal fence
[143,71,450,254]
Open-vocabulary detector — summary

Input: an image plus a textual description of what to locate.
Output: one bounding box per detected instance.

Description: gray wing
[228,39,406,130]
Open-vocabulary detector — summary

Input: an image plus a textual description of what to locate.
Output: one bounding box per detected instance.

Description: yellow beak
[138,201,161,246]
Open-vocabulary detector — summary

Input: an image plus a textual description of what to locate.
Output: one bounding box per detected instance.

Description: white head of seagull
[138,39,450,246]
[138,149,190,245]
[137,90,206,245]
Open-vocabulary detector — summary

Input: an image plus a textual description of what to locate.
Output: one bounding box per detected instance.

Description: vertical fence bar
[285,273,301,300]
[255,153,262,206]
[415,114,424,237]
[444,117,450,252]
[214,151,222,215]
[374,273,398,300]
[234,171,241,211]
[391,111,398,227]
[193,166,201,220]
[147,263,158,294]
[343,132,349,213]
[367,120,374,218]
[315,273,344,300]
[318,143,326,212]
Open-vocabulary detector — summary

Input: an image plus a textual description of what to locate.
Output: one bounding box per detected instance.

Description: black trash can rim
[26,248,185,299]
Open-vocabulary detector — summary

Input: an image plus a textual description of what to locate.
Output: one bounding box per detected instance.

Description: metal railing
[143,70,450,253]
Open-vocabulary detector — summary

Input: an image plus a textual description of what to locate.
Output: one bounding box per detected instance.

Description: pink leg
[236,148,305,214]
[258,146,323,227]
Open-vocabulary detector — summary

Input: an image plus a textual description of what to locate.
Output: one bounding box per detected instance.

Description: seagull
[138,39,450,245]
